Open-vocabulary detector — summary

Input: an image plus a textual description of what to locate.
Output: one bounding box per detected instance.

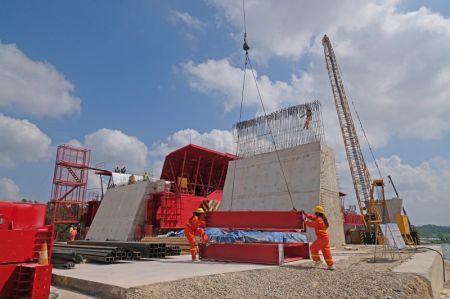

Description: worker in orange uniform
[70,226,77,241]
[303,205,334,270]
[184,208,208,261]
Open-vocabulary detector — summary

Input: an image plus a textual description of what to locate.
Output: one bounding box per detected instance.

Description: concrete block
[220,142,345,246]
[394,246,444,298]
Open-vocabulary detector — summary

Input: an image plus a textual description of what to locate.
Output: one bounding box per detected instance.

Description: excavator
[322,35,417,244]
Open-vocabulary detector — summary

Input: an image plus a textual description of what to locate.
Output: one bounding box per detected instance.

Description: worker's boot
[327,264,335,271]
[312,260,322,267]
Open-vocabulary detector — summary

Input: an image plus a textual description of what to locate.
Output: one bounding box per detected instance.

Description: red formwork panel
[199,243,309,265]
[0,264,52,299]
[205,211,306,232]
[0,225,53,264]
[0,202,47,229]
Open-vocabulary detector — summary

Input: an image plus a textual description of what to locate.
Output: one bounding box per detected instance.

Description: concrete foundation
[220,142,345,247]
[86,180,152,241]
[394,246,445,299]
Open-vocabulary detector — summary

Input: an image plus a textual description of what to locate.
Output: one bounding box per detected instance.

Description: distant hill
[416,225,450,240]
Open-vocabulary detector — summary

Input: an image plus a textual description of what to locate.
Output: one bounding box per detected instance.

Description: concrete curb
[52,274,127,299]
[394,247,444,299]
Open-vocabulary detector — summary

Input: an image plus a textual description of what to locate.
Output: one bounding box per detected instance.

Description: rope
[230,53,248,210]
[246,55,296,211]
[229,0,296,211]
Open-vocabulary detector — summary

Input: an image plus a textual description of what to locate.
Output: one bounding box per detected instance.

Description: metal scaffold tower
[49,144,90,224]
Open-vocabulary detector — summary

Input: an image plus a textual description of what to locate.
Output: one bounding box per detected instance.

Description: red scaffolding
[49,144,90,225]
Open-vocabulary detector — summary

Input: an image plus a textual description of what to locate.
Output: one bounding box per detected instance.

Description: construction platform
[51,246,446,299]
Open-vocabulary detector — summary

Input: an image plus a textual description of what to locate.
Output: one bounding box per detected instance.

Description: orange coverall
[184,216,208,260]
[304,212,333,266]
[70,229,77,241]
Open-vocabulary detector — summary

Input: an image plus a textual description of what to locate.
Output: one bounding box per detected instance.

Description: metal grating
[233,100,324,158]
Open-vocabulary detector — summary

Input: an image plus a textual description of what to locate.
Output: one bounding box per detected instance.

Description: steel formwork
[146,144,236,233]
[205,211,306,231]
[49,144,91,225]
[199,211,310,265]
[0,202,53,298]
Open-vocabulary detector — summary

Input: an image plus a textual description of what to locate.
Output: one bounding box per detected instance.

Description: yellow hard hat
[195,208,205,213]
[314,205,325,214]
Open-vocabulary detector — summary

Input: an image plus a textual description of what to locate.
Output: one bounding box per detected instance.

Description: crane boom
[322,35,373,224]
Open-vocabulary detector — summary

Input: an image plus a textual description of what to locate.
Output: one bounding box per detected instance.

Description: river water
[441,243,450,260]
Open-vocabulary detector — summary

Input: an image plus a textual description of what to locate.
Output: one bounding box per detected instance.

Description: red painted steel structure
[146,144,236,233]
[49,144,90,225]
[199,211,310,265]
[205,211,306,231]
[199,243,309,265]
[0,202,53,298]
[343,212,365,226]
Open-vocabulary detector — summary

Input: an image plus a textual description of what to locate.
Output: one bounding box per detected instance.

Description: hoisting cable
[230,0,297,211]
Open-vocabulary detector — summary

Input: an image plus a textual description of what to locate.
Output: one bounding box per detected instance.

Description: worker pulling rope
[230,0,297,211]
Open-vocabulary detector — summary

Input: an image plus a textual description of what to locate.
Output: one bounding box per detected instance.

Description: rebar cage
[233,100,324,158]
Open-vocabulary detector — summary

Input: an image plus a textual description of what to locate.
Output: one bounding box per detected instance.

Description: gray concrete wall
[220,142,345,246]
[86,180,153,241]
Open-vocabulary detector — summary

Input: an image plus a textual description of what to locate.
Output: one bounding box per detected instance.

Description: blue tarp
[158,228,307,243]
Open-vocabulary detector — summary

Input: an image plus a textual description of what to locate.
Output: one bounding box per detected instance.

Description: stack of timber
[70,240,179,258]
[141,236,189,254]
[53,244,141,264]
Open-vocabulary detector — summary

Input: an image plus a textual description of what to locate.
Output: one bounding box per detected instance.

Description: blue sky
[1,1,450,225]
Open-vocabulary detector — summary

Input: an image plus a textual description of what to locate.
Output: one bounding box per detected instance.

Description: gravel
[126,257,432,299]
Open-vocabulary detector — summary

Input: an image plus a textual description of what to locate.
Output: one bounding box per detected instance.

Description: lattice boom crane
[322,35,383,229]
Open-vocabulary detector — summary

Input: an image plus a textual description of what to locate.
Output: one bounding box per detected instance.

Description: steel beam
[205,211,305,231]
[199,243,309,265]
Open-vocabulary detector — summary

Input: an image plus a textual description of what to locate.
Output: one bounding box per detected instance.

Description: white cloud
[0,42,80,117]
[150,128,234,176]
[181,59,314,113]
[337,155,450,226]
[169,10,205,31]
[188,1,450,145]
[151,128,233,157]
[84,128,149,173]
[0,177,20,200]
[0,114,51,168]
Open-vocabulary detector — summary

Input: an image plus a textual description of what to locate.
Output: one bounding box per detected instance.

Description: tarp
[158,228,308,243]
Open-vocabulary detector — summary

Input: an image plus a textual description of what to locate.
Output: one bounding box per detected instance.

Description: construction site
[1,9,450,299]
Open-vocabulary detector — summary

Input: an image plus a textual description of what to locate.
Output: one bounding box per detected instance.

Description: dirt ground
[126,249,433,299]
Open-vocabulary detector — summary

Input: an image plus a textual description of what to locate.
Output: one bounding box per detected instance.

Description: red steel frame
[49,144,90,225]
[199,211,310,265]
[0,202,53,298]
[205,211,306,231]
[146,144,236,233]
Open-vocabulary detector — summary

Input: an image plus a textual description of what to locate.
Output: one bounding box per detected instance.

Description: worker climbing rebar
[184,208,208,261]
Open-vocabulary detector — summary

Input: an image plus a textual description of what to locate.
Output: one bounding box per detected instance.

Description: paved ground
[52,255,274,289]
[52,246,444,298]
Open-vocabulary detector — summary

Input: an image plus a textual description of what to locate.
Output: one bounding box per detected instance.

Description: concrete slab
[52,255,273,298]
[394,246,445,299]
